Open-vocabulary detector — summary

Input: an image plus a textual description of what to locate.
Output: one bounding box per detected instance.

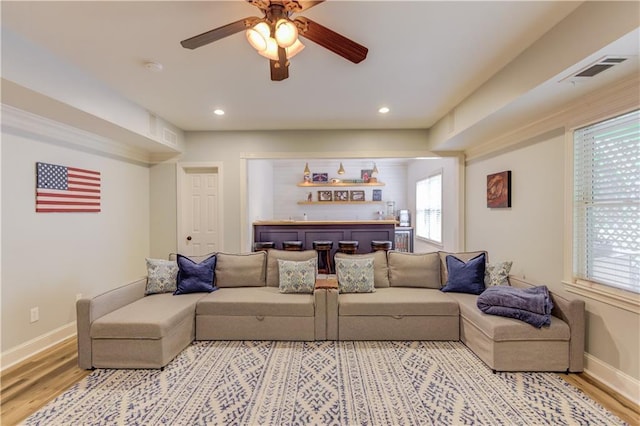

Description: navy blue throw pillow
[174,254,217,295]
[441,253,486,295]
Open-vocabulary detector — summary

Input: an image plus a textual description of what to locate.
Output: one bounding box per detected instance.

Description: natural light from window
[416,172,442,244]
[573,109,639,294]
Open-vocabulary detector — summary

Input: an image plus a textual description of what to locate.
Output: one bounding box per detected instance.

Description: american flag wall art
[36,162,101,213]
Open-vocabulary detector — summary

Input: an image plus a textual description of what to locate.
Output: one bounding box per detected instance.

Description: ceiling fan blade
[294,17,368,64]
[295,1,325,12]
[270,46,289,81]
[180,17,259,50]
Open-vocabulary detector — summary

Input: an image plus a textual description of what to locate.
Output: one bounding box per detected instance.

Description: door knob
[186,236,192,241]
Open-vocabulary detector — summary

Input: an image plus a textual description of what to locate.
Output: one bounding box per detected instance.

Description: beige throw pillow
[215,252,266,287]
[388,251,440,288]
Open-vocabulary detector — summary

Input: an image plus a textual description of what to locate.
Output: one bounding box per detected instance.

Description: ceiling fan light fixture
[285,39,305,59]
[180,0,368,81]
[246,21,271,52]
[274,19,298,48]
[258,37,280,60]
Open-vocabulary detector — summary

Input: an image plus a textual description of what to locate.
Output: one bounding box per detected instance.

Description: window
[416,172,442,244]
[573,109,639,294]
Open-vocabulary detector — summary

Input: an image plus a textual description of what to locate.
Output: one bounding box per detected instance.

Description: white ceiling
[1,1,638,145]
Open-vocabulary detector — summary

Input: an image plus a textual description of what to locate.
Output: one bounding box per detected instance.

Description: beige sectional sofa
[77,249,585,373]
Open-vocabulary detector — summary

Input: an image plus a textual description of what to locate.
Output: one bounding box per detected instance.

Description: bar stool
[254,241,275,252]
[338,240,359,254]
[371,240,393,252]
[282,241,304,251]
[313,240,334,274]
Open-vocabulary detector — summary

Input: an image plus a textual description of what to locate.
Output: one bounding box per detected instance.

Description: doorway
[177,162,223,255]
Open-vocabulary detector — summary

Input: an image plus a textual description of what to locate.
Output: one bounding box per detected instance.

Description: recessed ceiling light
[378,107,390,114]
[213,109,225,116]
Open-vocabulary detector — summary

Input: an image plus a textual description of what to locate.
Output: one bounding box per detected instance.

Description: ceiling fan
[180,0,368,81]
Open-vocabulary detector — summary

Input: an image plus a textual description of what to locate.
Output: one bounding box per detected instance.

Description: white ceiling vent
[163,128,178,146]
[560,56,630,83]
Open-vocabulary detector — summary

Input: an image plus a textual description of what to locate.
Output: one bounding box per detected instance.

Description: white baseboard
[0,322,76,372]
[584,353,640,405]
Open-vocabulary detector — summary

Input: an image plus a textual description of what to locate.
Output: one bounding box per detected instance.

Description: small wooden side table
[315,275,338,290]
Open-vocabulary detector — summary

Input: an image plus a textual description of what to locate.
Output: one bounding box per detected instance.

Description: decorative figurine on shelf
[303,163,311,183]
[370,163,379,183]
[307,192,313,202]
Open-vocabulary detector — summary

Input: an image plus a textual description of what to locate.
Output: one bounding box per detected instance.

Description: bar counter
[253,220,398,254]
[254,220,398,225]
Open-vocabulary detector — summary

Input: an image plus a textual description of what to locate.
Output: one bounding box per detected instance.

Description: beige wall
[150,129,431,255]
[1,114,150,355]
[465,128,640,385]
[466,134,565,284]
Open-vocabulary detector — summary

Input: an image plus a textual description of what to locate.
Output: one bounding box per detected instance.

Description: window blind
[573,109,640,293]
[416,173,442,243]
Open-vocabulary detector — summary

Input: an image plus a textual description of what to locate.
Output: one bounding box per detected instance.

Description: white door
[178,165,221,256]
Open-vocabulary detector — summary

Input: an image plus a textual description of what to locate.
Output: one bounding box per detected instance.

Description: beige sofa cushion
[215,252,266,288]
[447,292,570,342]
[339,287,459,316]
[196,287,314,317]
[91,293,205,339]
[335,251,390,288]
[438,250,487,286]
[266,249,317,287]
[388,251,440,288]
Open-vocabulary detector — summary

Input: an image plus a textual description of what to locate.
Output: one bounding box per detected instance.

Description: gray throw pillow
[278,258,317,294]
[335,251,389,288]
[145,258,178,295]
[485,261,513,286]
[336,257,375,293]
[266,249,317,287]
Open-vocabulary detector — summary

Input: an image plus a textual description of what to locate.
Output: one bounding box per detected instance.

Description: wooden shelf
[297,182,385,187]
[297,201,384,205]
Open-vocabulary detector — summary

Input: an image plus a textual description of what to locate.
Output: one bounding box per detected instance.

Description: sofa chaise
[77,250,324,369]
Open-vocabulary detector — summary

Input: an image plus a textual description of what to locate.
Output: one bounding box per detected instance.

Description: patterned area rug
[26,341,625,425]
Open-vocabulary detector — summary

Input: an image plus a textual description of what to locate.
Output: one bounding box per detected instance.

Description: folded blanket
[477,285,553,328]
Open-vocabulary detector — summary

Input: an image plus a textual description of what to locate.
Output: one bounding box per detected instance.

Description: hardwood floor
[1,337,639,425]
[1,337,90,426]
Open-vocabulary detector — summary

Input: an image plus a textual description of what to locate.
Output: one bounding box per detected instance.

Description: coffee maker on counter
[398,209,411,227]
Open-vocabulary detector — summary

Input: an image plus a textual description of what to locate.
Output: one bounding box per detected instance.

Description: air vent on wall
[163,128,178,146]
[560,56,630,83]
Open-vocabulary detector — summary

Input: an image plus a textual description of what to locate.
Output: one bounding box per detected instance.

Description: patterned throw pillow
[336,258,375,293]
[145,258,178,295]
[278,258,317,293]
[485,261,513,286]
